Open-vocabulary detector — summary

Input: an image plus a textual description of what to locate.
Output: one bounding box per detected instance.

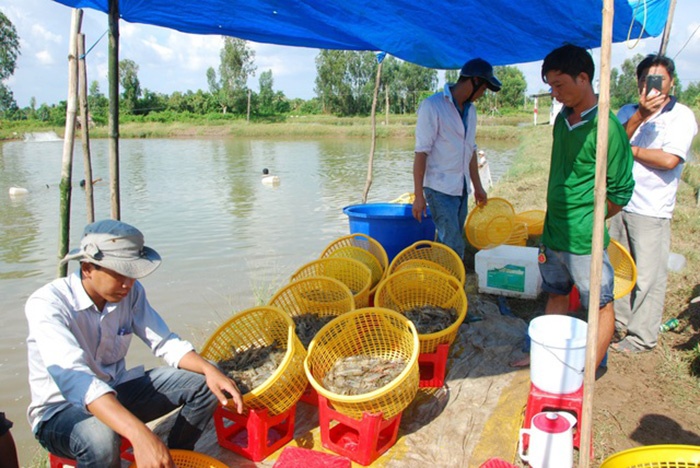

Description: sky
[3,0,700,109]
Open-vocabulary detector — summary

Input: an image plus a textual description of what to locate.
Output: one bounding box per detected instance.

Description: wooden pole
[108,0,121,220]
[578,0,614,466]
[247,88,251,122]
[78,33,95,223]
[362,60,383,203]
[57,9,83,278]
[384,86,389,126]
[658,0,677,56]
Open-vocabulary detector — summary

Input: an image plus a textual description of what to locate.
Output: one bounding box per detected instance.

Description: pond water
[0,135,516,464]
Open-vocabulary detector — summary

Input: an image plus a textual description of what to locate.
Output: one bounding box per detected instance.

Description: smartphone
[646,74,663,96]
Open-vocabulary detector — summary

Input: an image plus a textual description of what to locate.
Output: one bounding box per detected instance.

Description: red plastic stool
[522,383,588,452]
[49,437,134,467]
[418,343,450,388]
[300,383,319,406]
[214,404,296,462]
[317,394,401,466]
[273,446,352,467]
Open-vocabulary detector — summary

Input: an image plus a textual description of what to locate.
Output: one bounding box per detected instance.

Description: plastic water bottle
[659,318,680,332]
[667,253,686,272]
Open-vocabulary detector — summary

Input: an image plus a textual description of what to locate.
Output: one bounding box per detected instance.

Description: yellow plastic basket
[374,268,468,354]
[465,197,515,250]
[514,209,546,236]
[600,444,700,468]
[388,240,466,285]
[320,233,389,294]
[504,221,528,246]
[268,276,355,347]
[129,449,228,468]
[304,307,420,420]
[608,238,638,300]
[200,306,307,416]
[291,257,373,308]
[390,192,415,204]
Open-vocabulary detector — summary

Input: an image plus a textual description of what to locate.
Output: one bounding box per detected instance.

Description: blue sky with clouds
[3,0,699,108]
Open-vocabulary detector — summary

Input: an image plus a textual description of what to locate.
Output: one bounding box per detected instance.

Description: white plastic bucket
[529,315,587,394]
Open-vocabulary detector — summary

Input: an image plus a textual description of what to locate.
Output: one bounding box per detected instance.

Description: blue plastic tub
[343,203,436,262]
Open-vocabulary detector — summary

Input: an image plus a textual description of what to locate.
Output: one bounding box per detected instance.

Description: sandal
[610,338,645,354]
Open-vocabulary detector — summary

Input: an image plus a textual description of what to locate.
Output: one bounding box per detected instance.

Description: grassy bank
[1,112,530,141]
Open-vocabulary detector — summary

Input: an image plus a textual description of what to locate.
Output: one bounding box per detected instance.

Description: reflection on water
[0,136,514,463]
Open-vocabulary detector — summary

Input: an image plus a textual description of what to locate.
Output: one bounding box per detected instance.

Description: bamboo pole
[362,60,383,203]
[57,9,83,278]
[108,0,121,220]
[578,0,614,466]
[658,0,677,56]
[384,86,389,126]
[78,33,95,223]
[247,89,251,122]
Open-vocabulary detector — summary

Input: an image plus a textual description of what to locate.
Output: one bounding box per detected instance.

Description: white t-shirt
[617,98,698,218]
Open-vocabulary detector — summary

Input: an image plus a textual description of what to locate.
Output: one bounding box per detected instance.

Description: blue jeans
[424,183,469,260]
[36,367,218,467]
[538,245,615,309]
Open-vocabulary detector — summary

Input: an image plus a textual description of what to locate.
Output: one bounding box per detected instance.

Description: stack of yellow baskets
[200,306,308,415]
[291,257,373,308]
[465,198,546,249]
[465,197,516,250]
[387,240,466,286]
[268,276,356,348]
[304,307,420,420]
[373,268,468,354]
[319,233,389,296]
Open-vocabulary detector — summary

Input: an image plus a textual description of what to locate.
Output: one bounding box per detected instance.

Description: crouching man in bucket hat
[25,219,243,467]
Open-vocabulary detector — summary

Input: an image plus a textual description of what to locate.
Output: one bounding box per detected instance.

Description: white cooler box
[475,245,542,299]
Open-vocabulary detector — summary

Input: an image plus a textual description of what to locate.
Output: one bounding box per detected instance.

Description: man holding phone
[609,54,698,353]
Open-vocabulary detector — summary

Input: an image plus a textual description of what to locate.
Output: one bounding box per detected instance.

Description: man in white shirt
[412,58,501,261]
[609,54,698,353]
[26,219,243,467]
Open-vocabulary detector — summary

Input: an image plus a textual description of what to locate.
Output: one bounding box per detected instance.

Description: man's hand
[87,393,174,468]
[473,186,487,206]
[130,430,175,468]
[412,193,427,222]
[178,351,244,413]
[638,83,666,119]
[203,366,244,413]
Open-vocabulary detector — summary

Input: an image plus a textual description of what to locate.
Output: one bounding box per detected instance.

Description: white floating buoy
[262,175,281,185]
[9,187,29,196]
[261,168,280,186]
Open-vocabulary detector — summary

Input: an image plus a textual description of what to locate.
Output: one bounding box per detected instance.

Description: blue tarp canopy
[53,0,670,68]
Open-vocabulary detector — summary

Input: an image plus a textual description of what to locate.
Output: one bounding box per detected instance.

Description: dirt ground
[502,281,700,466]
[590,325,700,463]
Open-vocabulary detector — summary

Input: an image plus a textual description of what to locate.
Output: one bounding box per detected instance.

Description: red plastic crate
[273,446,351,467]
[214,404,295,462]
[317,394,401,466]
[418,343,450,387]
[522,383,592,457]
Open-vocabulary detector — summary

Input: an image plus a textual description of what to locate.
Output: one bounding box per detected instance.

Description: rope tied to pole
[79,28,108,59]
